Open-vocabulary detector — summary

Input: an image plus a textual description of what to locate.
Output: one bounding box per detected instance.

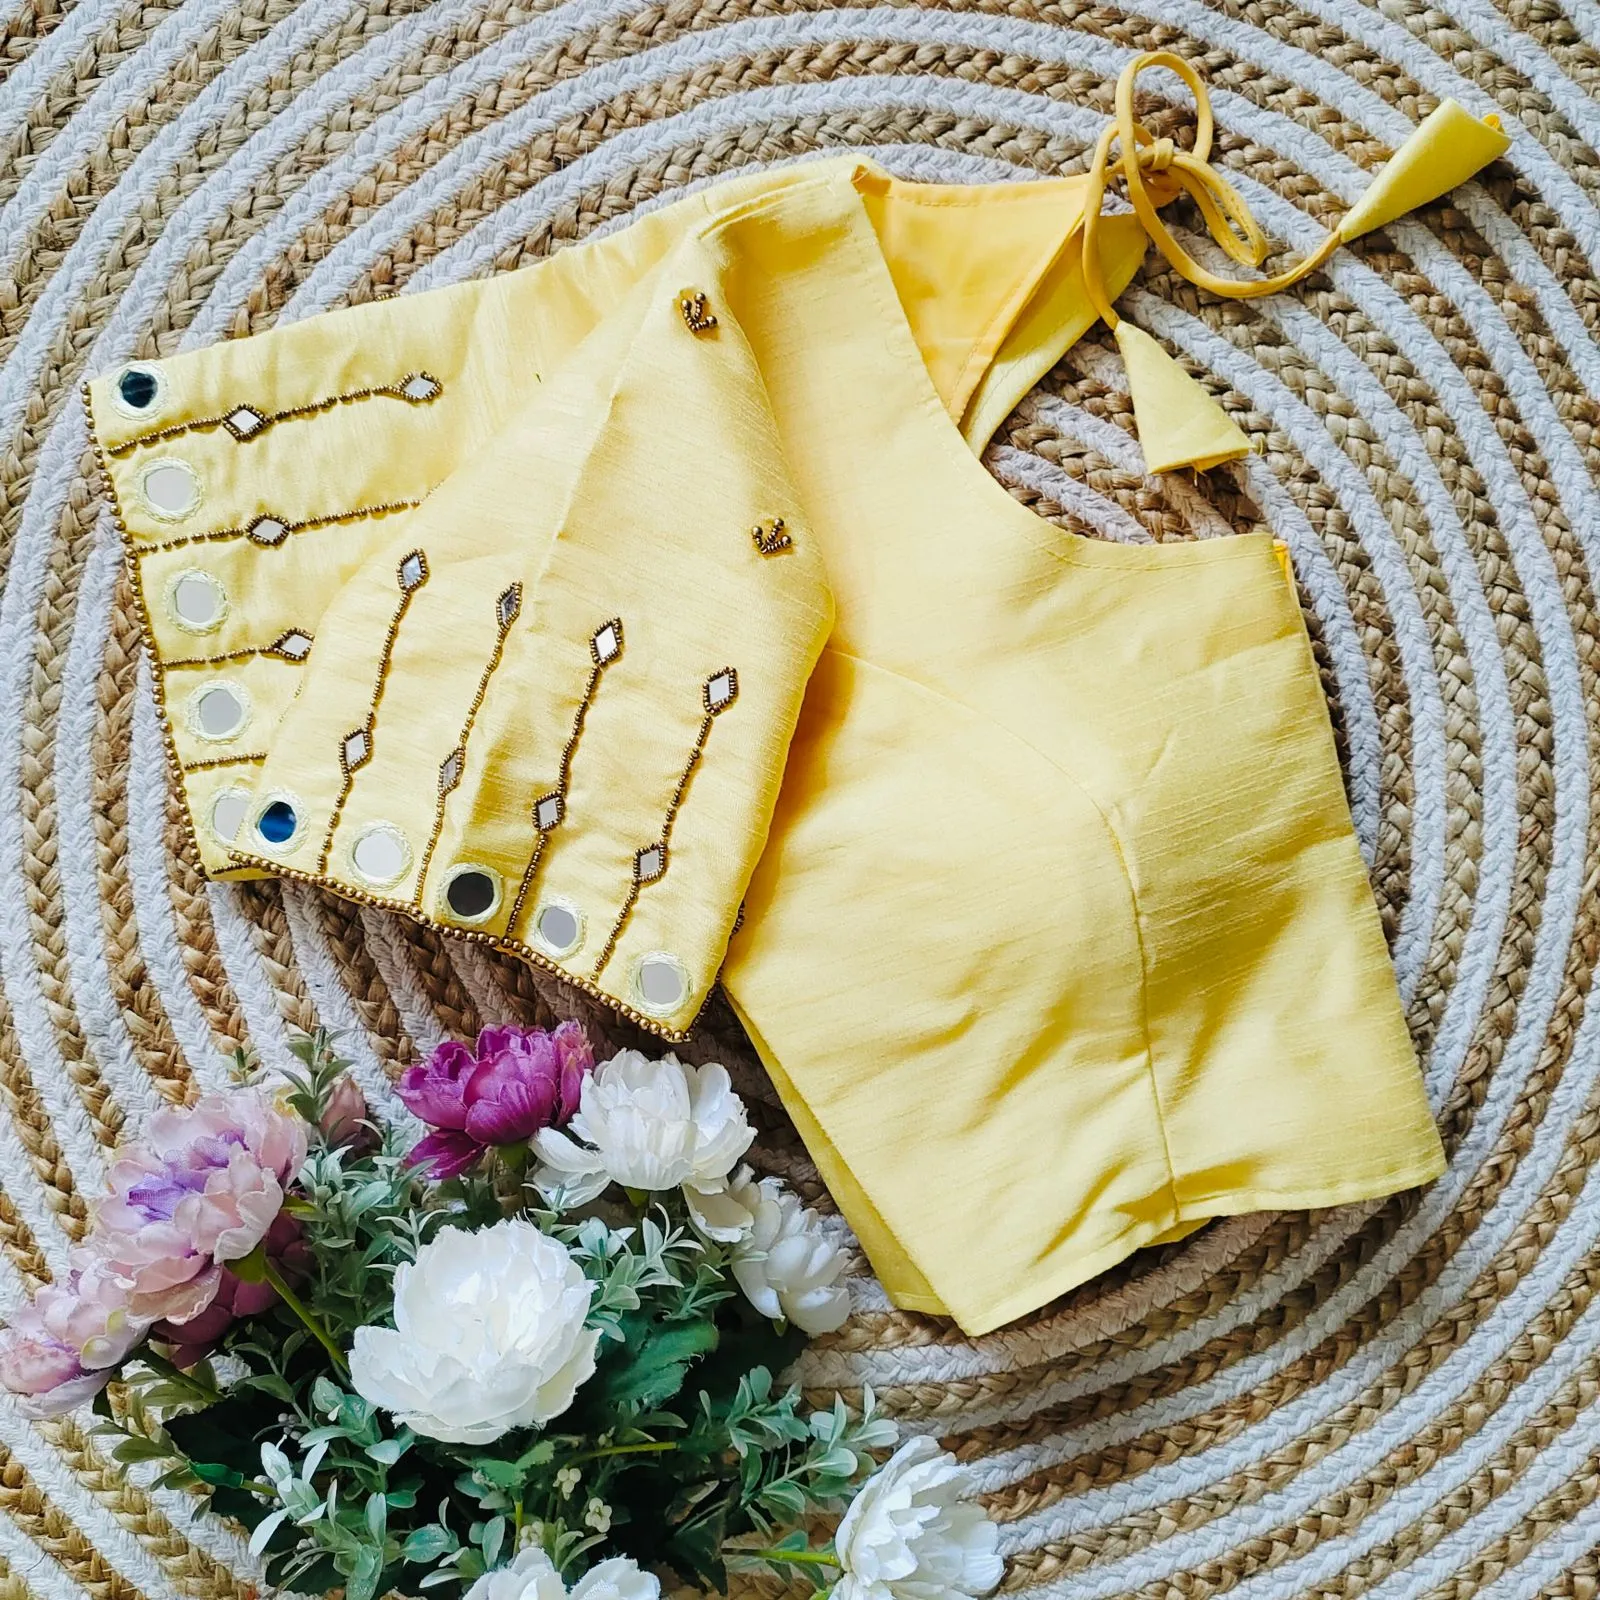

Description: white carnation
[532,1052,755,1238]
[834,1438,1003,1600]
[349,1219,599,1445]
[725,1167,849,1334]
[465,1550,658,1600]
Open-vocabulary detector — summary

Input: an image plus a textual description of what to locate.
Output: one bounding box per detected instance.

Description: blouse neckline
[817,157,1272,572]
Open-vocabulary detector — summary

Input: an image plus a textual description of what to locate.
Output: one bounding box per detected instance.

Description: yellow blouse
[86,57,1508,1334]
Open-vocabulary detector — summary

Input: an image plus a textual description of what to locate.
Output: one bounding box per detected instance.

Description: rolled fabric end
[1115,320,1252,475]
[1338,99,1512,242]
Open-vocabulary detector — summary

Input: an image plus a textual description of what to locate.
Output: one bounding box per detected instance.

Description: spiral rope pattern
[3,0,1600,1595]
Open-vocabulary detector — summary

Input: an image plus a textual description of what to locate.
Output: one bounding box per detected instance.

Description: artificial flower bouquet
[0,1024,1003,1600]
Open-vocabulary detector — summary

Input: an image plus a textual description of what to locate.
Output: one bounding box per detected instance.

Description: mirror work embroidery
[106,374,443,457]
[591,667,739,979]
[506,619,625,936]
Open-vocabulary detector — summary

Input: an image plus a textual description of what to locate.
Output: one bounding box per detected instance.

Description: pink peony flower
[151,1216,310,1369]
[153,1216,309,1368]
[320,1075,376,1154]
[399,1023,593,1181]
[0,1260,145,1416]
[93,1089,307,1324]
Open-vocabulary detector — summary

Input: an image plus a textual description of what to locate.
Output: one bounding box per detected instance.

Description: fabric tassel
[1114,321,1250,475]
[1338,101,1511,241]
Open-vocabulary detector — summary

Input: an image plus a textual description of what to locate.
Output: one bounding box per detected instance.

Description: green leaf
[299,1425,350,1448]
[248,1509,291,1557]
[338,1393,380,1443]
[266,1549,340,1596]
[312,1377,345,1416]
[469,1459,525,1492]
[109,1437,176,1466]
[401,1527,458,1564]
[810,1446,860,1480]
[758,1480,807,1520]
[347,1545,384,1600]
[238,1373,296,1404]
[368,1436,410,1466]
[666,1496,730,1591]
[590,1317,720,1412]
[285,1481,323,1519]
[811,1396,846,1444]
[480,1515,507,1571]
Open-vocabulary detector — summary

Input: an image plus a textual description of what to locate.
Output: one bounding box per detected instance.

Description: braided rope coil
[2,0,1600,1596]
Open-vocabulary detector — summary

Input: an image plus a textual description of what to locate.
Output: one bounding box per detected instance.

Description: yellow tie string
[1081,50,1343,330]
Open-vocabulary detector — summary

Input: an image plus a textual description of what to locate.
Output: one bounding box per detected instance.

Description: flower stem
[749,1548,838,1569]
[260,1255,350,1376]
[568,1441,679,1465]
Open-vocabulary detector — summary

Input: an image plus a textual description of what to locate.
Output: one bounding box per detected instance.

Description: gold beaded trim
[160,630,313,670]
[506,618,625,936]
[181,751,267,774]
[104,373,444,457]
[591,666,738,979]
[221,847,700,1042]
[134,498,423,554]
[316,550,429,875]
[414,583,523,906]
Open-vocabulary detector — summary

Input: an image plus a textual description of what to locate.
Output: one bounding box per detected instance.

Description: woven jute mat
[2,0,1598,1595]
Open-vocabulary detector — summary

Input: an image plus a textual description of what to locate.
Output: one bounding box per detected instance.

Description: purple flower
[93,1089,308,1324]
[399,1023,594,1181]
[0,1260,145,1416]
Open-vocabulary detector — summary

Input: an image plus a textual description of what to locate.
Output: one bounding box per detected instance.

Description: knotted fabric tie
[1083,51,1337,327]
[1078,50,1511,470]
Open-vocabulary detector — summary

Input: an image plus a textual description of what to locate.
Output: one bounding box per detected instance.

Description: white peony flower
[348,1219,600,1445]
[532,1052,755,1239]
[833,1437,1003,1600]
[724,1167,850,1334]
[465,1550,658,1600]
[464,1548,567,1600]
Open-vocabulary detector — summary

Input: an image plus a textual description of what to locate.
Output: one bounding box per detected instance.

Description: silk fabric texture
[87,68,1507,1333]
